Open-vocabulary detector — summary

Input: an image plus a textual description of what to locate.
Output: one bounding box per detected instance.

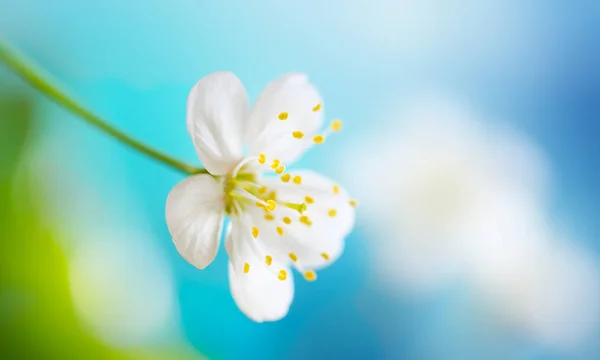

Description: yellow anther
[265,255,273,266]
[278,112,289,120]
[281,174,291,182]
[349,199,358,207]
[276,226,284,236]
[304,270,317,281]
[330,119,343,132]
[293,175,302,185]
[275,165,285,174]
[283,216,292,225]
[332,185,340,195]
[299,203,307,213]
[328,209,337,217]
[304,196,314,204]
[258,153,266,164]
[264,199,276,212]
[271,159,280,169]
[278,269,287,281]
[312,103,322,112]
[264,213,275,221]
[292,131,304,139]
[267,191,277,201]
[289,253,298,262]
[321,253,330,261]
[299,215,312,226]
[244,262,250,274]
[284,202,306,214]
[313,135,324,144]
[258,186,268,195]
[251,227,259,238]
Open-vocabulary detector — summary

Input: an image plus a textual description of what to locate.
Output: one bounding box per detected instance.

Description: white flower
[165,72,356,322]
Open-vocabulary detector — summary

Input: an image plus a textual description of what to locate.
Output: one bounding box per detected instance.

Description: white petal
[226,218,294,322]
[165,174,225,269]
[187,72,249,175]
[246,73,323,165]
[261,170,355,269]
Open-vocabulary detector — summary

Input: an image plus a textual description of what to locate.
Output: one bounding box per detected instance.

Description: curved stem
[0,38,207,176]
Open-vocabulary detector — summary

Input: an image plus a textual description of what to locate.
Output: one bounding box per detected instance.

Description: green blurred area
[0,92,203,359]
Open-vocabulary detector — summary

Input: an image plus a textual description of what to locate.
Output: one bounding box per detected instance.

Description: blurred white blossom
[347,95,599,348]
[351,97,549,289]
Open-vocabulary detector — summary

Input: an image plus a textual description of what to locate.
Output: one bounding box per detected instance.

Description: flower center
[223,157,306,216]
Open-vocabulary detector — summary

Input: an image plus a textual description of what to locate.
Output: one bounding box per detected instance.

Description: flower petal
[261,170,355,269]
[165,174,225,269]
[246,73,323,166]
[226,219,294,322]
[187,72,249,175]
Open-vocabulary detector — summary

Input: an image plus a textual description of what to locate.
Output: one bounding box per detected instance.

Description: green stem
[0,38,207,176]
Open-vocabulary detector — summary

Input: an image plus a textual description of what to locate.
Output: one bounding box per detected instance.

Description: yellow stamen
[278,112,288,120]
[313,135,324,144]
[312,103,322,112]
[321,253,330,260]
[330,119,343,132]
[328,209,337,217]
[258,153,266,164]
[304,270,317,281]
[271,159,280,170]
[293,175,302,185]
[265,255,273,266]
[332,185,340,195]
[281,174,291,182]
[275,165,285,174]
[265,199,277,212]
[289,253,298,262]
[349,199,358,207]
[244,262,250,274]
[267,191,277,201]
[258,186,268,195]
[284,202,306,214]
[264,213,275,221]
[276,226,284,236]
[299,215,312,226]
[283,216,292,225]
[304,195,314,204]
[251,227,259,238]
[292,131,304,139]
[278,269,287,280]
